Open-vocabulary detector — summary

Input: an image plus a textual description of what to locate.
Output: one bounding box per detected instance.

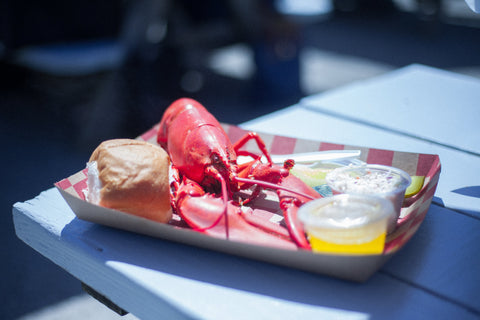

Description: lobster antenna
[234,177,316,200]
[219,174,229,240]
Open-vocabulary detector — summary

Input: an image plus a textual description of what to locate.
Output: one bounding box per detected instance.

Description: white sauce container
[326,164,411,233]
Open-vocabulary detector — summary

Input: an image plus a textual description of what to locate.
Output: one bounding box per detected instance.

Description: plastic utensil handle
[270,150,361,164]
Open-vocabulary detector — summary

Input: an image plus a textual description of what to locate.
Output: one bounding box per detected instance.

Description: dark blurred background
[2,0,480,319]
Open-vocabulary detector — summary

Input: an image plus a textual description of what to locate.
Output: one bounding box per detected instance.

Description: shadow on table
[452,186,480,198]
[60,216,423,319]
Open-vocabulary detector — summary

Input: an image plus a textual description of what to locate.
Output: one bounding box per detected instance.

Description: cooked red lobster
[157,98,320,250]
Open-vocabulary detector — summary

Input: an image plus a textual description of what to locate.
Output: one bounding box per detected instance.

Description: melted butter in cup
[298,194,395,255]
[325,164,411,234]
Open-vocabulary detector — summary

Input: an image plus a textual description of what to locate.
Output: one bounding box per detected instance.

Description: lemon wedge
[291,166,330,187]
[405,176,425,198]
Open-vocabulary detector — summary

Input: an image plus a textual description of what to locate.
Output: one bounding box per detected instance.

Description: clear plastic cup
[298,194,395,255]
[325,164,411,233]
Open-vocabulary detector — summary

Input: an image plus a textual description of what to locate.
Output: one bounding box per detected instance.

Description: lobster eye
[210,153,220,163]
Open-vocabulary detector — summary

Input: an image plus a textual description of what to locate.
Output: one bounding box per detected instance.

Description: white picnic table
[13,64,480,319]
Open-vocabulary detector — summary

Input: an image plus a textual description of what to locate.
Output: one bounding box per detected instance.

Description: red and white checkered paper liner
[56,124,440,256]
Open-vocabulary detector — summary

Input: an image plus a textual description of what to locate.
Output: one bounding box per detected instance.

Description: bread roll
[87,139,172,223]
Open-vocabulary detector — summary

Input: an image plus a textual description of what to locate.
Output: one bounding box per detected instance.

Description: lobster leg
[232,132,274,164]
[276,174,322,250]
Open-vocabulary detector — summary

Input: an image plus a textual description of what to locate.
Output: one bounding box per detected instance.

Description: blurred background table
[13,64,480,319]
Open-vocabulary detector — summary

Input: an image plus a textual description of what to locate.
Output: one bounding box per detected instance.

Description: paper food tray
[55,123,441,282]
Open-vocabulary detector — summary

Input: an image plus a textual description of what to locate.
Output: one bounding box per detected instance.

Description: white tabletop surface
[300,64,480,156]
[13,64,480,319]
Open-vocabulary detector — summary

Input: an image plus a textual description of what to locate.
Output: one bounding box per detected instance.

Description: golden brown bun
[89,139,172,223]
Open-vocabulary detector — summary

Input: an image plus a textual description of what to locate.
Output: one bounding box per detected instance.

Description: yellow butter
[298,194,394,256]
[309,231,386,255]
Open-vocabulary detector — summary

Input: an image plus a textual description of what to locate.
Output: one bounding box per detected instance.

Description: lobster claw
[174,177,297,250]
